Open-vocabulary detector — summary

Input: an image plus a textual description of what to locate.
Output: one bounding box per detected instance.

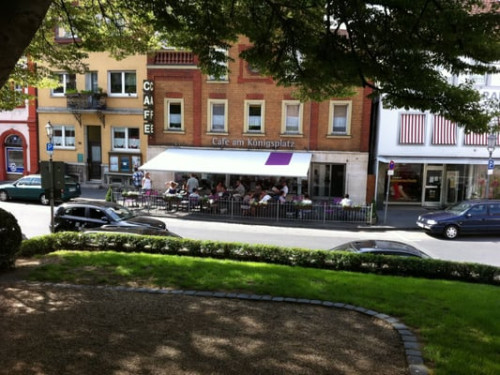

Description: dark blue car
[416,200,500,239]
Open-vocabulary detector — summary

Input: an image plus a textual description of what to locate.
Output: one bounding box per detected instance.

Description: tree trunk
[0,1,52,88]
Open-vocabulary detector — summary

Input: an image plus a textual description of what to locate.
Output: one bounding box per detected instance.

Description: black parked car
[416,200,500,239]
[54,201,179,237]
[330,240,431,258]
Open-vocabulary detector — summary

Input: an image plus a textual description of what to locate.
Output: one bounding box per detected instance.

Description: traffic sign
[389,160,395,170]
[488,159,494,170]
[46,142,54,152]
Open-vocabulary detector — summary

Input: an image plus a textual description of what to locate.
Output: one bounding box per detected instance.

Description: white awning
[140,149,312,178]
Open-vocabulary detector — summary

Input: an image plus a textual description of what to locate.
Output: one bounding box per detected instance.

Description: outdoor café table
[163,193,184,210]
[121,191,142,207]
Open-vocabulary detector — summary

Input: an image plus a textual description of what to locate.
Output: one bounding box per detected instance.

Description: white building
[374,71,500,207]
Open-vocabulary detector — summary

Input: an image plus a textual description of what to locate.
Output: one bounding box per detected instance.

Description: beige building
[37,53,147,186]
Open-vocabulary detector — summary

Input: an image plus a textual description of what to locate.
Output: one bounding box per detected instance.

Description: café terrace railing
[118,191,374,225]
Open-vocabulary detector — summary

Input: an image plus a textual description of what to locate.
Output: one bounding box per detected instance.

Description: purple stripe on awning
[265,152,292,166]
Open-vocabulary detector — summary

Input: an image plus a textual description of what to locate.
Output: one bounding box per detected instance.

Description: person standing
[132,167,144,191]
[142,172,152,194]
[186,173,199,193]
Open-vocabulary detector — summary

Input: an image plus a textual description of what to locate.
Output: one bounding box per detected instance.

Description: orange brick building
[144,37,373,203]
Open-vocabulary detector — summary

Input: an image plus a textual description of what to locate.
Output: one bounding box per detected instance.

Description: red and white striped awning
[432,116,457,145]
[464,132,500,145]
[399,113,425,144]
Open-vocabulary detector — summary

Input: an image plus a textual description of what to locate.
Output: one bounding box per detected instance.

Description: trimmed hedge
[19,232,500,285]
[0,207,23,270]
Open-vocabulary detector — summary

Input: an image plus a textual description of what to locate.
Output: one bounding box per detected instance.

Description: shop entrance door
[423,165,443,207]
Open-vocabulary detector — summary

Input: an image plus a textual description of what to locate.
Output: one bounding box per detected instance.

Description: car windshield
[445,202,473,214]
[105,205,135,221]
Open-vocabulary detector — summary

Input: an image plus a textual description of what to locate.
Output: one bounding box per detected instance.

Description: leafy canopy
[2,0,500,132]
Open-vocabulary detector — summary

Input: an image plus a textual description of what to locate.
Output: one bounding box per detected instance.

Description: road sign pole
[384,161,395,224]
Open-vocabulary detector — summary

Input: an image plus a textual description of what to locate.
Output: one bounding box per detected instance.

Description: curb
[17,281,430,375]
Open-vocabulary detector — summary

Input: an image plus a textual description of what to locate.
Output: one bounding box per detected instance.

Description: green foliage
[0,1,499,131]
[19,232,500,285]
[0,208,23,269]
[105,187,115,202]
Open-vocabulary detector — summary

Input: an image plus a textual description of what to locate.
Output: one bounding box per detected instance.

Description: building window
[109,154,141,173]
[329,101,351,135]
[51,73,76,96]
[399,113,426,144]
[53,125,75,148]
[282,101,303,134]
[165,99,184,131]
[432,115,457,145]
[85,71,99,92]
[208,100,228,133]
[112,127,140,150]
[244,101,265,133]
[109,71,136,96]
[208,48,228,81]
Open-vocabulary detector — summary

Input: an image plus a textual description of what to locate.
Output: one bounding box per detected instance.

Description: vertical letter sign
[143,80,154,135]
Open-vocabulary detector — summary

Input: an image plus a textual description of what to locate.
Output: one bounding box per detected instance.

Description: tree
[0,1,499,132]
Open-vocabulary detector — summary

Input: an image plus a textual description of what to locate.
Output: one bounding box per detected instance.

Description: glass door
[423,165,443,207]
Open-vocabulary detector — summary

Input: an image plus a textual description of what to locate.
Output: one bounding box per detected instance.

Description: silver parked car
[330,240,431,258]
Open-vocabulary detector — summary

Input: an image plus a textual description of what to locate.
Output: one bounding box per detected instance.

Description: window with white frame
[53,125,75,148]
[85,71,99,92]
[165,99,184,131]
[208,100,228,132]
[244,101,265,133]
[282,101,303,134]
[51,73,76,96]
[208,48,228,81]
[109,71,137,96]
[112,127,140,150]
[329,101,351,135]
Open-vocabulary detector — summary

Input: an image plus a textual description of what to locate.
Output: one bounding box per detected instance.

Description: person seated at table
[301,193,313,205]
[340,194,352,207]
[189,188,200,199]
[277,190,287,204]
[165,181,178,195]
[215,181,226,194]
[258,190,272,204]
[233,180,246,198]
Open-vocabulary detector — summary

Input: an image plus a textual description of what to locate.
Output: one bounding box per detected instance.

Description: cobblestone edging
[23,282,430,375]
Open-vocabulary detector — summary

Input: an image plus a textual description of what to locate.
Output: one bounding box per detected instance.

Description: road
[2,201,500,267]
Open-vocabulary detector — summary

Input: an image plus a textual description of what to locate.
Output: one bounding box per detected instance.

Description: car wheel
[0,190,8,201]
[40,193,49,205]
[443,225,459,240]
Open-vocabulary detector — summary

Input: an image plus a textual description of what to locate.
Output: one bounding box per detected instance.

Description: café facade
[142,37,374,204]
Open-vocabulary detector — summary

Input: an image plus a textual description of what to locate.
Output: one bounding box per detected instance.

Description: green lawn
[27,250,500,375]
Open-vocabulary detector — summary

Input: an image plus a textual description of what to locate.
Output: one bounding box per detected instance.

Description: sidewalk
[79,187,428,231]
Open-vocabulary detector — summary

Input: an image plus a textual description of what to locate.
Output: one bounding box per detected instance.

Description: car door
[486,203,500,233]
[28,176,44,200]
[86,207,111,228]
[461,204,489,234]
[55,206,87,231]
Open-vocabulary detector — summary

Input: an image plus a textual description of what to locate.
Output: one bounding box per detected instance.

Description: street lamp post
[45,121,55,232]
[485,133,497,200]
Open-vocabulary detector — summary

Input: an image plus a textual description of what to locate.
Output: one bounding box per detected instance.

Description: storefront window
[468,165,500,199]
[386,164,423,202]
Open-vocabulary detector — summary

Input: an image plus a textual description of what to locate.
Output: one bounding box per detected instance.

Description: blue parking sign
[488,159,494,170]
[46,142,54,152]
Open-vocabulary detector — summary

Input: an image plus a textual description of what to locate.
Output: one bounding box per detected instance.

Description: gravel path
[0,262,409,375]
